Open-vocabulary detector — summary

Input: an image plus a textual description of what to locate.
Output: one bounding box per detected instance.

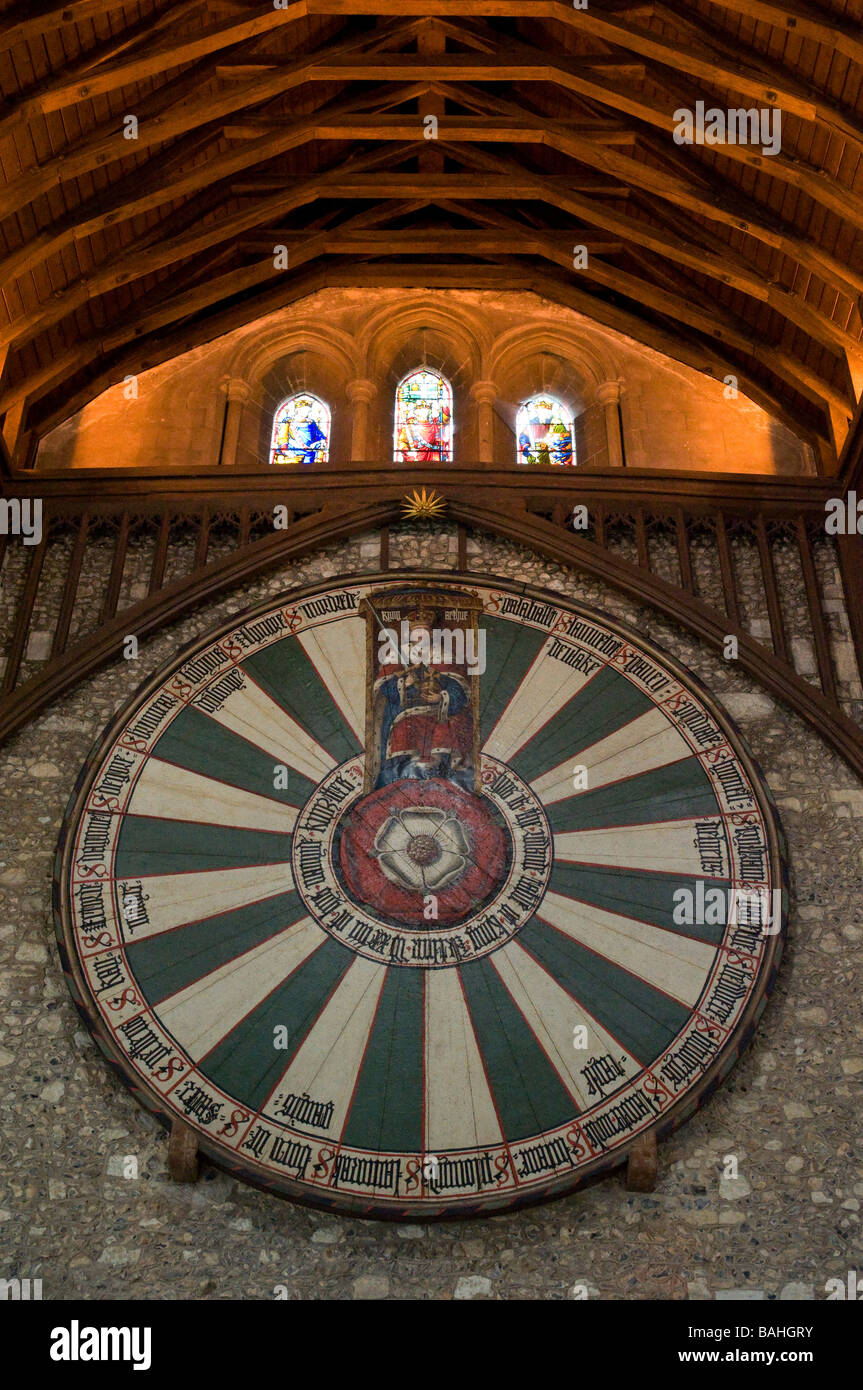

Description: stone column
[347,378,378,462]
[220,379,251,467]
[470,379,498,464]
[595,380,624,467]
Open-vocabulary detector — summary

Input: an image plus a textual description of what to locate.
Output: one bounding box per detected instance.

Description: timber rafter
[0,0,861,464]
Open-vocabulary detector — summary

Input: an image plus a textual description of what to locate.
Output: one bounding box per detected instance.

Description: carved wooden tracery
[2,453,863,788]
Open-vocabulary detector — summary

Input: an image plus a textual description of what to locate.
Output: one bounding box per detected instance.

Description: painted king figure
[373,608,474,790]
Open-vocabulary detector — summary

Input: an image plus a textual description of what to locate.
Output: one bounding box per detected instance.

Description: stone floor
[0,530,860,1299]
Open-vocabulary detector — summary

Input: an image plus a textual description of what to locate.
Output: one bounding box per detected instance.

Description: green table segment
[55,576,785,1218]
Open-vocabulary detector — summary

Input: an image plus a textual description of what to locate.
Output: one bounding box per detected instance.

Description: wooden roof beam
[221,114,631,143]
[455,36,863,228]
[290,51,863,224]
[0,2,313,136]
[0,17,412,217]
[3,41,857,237]
[431,199,851,418]
[428,83,863,302]
[0,83,430,289]
[0,143,420,354]
[701,0,863,69]
[0,197,428,418]
[8,0,841,136]
[438,83,863,302]
[471,145,863,363]
[0,0,134,53]
[7,145,848,371]
[300,1,863,148]
[233,165,629,195]
[242,230,628,254]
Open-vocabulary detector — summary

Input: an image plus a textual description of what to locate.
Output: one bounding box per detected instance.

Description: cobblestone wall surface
[0,526,860,1301]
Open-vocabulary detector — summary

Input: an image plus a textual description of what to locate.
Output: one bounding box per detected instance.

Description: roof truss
[0,0,860,463]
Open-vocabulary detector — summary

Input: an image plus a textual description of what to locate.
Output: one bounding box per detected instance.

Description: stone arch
[358,298,490,460]
[486,323,625,464]
[222,320,359,467]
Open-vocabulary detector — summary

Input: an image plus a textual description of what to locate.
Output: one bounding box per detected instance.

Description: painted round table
[55,575,785,1218]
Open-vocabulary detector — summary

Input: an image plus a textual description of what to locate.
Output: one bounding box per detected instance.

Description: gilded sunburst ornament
[402,487,447,520]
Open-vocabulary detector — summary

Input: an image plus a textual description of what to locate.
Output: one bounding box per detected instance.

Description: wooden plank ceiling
[0,0,861,466]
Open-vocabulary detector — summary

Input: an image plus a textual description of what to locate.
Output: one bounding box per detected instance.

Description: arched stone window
[269,392,330,465]
[516,394,575,466]
[393,368,453,463]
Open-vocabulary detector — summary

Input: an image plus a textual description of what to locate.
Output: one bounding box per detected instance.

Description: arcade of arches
[35,289,813,475]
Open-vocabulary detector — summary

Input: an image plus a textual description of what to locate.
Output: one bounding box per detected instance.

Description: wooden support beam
[0,0,131,53]
[1,537,47,695]
[4,42,859,233]
[194,508,212,571]
[837,532,863,696]
[449,146,861,363]
[715,514,741,628]
[0,19,408,218]
[101,513,129,625]
[755,517,790,664]
[167,1118,200,1183]
[50,513,90,660]
[148,514,171,597]
[0,4,307,138]
[249,228,627,251]
[418,22,445,176]
[2,398,27,460]
[676,510,694,594]
[838,397,863,492]
[703,0,863,68]
[0,83,429,291]
[302,2,863,152]
[431,83,863,298]
[795,517,838,705]
[457,524,467,570]
[0,1,211,142]
[5,0,858,152]
[0,175,381,361]
[635,511,649,569]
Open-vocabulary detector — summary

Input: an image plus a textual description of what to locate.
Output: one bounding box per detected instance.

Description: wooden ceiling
[1,0,862,469]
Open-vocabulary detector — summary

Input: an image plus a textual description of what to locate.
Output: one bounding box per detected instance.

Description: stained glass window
[269,393,330,466]
[516,395,575,466]
[393,369,453,463]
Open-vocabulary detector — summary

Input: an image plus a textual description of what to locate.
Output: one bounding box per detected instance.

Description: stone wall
[0,526,859,1301]
[34,289,812,476]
